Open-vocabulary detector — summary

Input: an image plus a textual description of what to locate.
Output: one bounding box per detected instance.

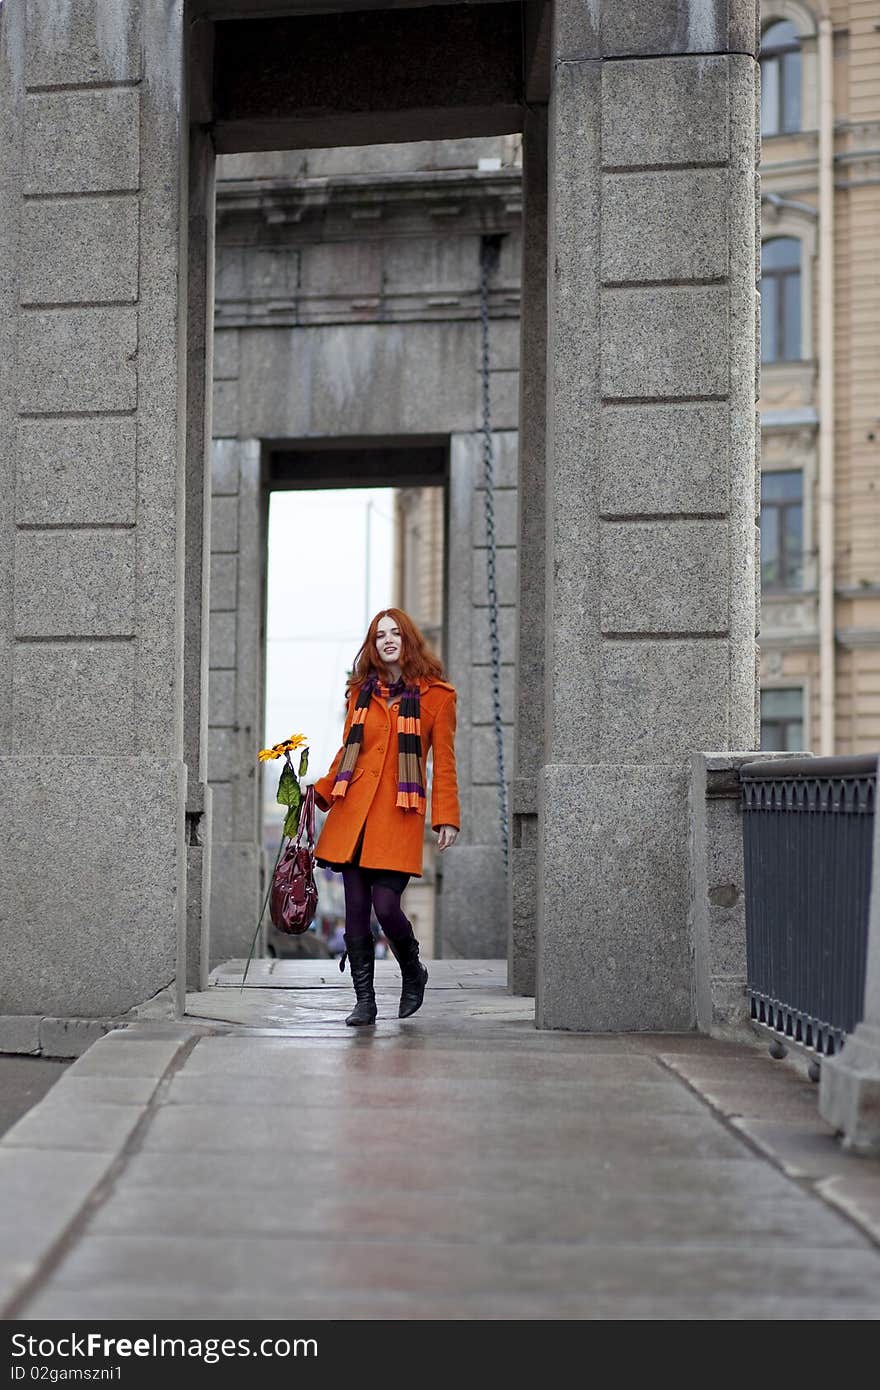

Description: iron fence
[741,754,876,1057]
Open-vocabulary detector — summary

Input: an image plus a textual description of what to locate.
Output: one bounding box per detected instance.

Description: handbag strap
[295,783,316,848]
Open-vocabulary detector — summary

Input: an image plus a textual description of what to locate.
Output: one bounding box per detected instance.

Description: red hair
[347,609,445,697]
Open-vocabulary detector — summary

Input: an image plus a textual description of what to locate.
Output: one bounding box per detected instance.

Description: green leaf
[283,801,301,838]
[276,764,299,807]
[298,746,309,779]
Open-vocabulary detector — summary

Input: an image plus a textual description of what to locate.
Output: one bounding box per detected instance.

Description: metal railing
[741,754,876,1057]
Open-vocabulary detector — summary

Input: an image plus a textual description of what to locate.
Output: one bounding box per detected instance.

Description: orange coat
[313,676,461,877]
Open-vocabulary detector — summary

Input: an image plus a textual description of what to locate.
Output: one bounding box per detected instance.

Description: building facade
[757,3,880,754]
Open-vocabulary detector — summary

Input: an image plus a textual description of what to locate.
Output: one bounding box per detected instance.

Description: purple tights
[342,866,413,944]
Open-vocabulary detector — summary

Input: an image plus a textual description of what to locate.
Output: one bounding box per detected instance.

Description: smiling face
[375,614,403,667]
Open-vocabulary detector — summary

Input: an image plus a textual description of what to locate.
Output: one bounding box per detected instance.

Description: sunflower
[257,732,308,762]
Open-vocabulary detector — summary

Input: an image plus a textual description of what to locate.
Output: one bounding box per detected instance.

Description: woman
[312,609,460,1026]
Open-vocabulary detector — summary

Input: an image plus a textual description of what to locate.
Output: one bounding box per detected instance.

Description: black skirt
[316,824,410,895]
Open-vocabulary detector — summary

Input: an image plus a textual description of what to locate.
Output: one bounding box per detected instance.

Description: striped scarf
[331,673,426,812]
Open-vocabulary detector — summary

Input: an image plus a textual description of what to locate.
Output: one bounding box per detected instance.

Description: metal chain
[479,237,510,869]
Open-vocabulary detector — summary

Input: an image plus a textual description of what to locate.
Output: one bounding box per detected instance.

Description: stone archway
[0,0,759,1034]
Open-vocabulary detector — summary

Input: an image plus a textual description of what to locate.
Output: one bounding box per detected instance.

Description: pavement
[1,959,879,1320]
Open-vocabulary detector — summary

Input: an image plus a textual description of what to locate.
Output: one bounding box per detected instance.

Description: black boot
[342,934,377,1026]
[387,930,428,1018]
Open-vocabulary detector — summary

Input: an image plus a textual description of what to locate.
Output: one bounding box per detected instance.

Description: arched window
[761,237,802,362]
[761,19,802,134]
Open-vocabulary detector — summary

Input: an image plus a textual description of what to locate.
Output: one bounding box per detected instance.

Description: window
[760,688,805,751]
[760,469,803,590]
[761,19,802,135]
[761,237,802,363]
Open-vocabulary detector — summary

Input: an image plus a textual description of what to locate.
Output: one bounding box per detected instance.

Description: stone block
[245,246,300,298]
[237,322,480,439]
[600,520,729,634]
[67,1035,186,1080]
[209,669,236,728]
[212,330,240,383]
[437,847,508,958]
[13,641,135,752]
[458,431,519,490]
[208,727,240,781]
[15,417,137,526]
[0,757,183,1015]
[472,724,514,785]
[601,169,728,284]
[2,1098,143,1151]
[481,606,514,664]
[209,611,237,670]
[473,606,515,664]
[472,547,517,607]
[601,286,729,400]
[601,640,730,761]
[471,489,518,548]
[215,246,245,301]
[210,554,237,612]
[211,495,239,554]
[471,664,515,725]
[211,439,241,497]
[39,1017,116,1059]
[380,235,478,296]
[601,57,730,169]
[26,0,141,86]
[469,785,507,846]
[209,783,235,841]
[555,0,758,60]
[0,1015,42,1054]
[212,379,240,438]
[20,196,139,305]
[536,764,693,1031]
[17,308,137,413]
[599,402,729,516]
[489,368,520,430]
[14,531,135,638]
[24,90,140,195]
[299,240,382,296]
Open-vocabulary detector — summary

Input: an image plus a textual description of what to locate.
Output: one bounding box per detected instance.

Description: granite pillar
[0,0,189,1017]
[207,437,265,967]
[536,3,760,1030]
[183,121,216,994]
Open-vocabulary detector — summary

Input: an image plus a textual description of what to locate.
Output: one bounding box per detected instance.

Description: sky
[263,488,396,806]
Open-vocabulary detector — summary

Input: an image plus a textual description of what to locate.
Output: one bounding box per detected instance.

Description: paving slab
[0,1148,114,1309]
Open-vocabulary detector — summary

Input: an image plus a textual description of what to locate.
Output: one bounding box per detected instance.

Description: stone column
[510,104,547,996]
[819,754,880,1153]
[207,434,265,967]
[183,126,216,993]
[441,429,517,957]
[536,4,760,1030]
[0,1,189,1018]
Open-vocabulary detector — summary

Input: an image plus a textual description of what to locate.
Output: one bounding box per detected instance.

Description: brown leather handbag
[269,783,319,935]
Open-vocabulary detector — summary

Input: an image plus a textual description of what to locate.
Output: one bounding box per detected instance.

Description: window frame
[761,236,803,365]
[760,20,802,136]
[760,467,804,592]
[760,685,807,753]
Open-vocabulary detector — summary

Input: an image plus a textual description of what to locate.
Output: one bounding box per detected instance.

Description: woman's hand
[436,825,459,852]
